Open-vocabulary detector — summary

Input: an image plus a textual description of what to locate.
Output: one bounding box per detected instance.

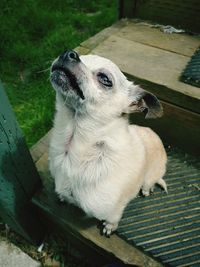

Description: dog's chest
[63,136,112,176]
[53,135,117,207]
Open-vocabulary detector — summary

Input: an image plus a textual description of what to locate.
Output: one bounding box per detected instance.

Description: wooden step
[31,134,200,266]
[31,20,200,266]
[77,19,200,156]
[79,19,200,113]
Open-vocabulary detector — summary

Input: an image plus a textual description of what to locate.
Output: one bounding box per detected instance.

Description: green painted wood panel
[0,81,45,244]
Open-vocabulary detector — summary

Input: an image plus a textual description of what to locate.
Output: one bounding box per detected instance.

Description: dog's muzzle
[50,50,85,100]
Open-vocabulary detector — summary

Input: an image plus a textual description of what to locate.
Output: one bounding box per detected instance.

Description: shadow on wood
[0,81,45,244]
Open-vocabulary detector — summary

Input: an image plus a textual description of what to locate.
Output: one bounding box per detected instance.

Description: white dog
[49,50,167,237]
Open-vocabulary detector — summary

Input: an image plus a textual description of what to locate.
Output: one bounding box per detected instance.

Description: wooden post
[119,0,137,19]
[0,81,45,244]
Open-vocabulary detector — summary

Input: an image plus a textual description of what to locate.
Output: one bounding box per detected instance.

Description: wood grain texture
[31,130,52,163]
[92,34,200,103]
[130,100,200,156]
[79,20,200,113]
[120,0,200,33]
[134,0,200,33]
[116,21,200,57]
[80,20,127,52]
[125,73,200,115]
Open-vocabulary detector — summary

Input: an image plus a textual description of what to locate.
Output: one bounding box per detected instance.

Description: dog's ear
[124,85,163,119]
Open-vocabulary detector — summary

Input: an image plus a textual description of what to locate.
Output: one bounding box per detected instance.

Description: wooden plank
[74,46,90,56]
[130,100,200,156]
[31,130,52,163]
[116,21,200,57]
[125,73,200,116]
[0,82,45,244]
[80,20,127,51]
[91,34,200,113]
[134,0,200,33]
[32,152,163,267]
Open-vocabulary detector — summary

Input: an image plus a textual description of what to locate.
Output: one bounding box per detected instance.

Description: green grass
[0,0,118,147]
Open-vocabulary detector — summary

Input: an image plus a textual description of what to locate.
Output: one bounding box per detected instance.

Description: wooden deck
[31,20,200,266]
[78,19,200,112]
[77,19,200,156]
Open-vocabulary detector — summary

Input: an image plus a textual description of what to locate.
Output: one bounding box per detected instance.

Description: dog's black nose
[59,50,80,63]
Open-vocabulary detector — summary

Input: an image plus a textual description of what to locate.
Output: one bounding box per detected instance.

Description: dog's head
[50,50,162,119]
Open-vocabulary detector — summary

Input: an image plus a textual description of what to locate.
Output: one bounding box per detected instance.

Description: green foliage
[0,0,118,146]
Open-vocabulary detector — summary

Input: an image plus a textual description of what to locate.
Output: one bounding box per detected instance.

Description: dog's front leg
[100,221,119,237]
[54,176,76,205]
[98,205,125,237]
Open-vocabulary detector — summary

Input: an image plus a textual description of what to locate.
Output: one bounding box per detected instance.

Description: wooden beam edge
[33,194,163,267]
[75,23,200,113]
[125,73,200,114]
[30,130,52,163]
[79,19,128,52]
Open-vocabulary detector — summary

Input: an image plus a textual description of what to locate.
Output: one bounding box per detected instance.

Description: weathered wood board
[92,34,200,104]
[131,101,200,156]
[116,22,200,57]
[120,0,200,33]
[78,20,200,112]
[134,0,200,34]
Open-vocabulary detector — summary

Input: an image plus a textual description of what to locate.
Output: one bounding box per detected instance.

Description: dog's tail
[157,178,168,193]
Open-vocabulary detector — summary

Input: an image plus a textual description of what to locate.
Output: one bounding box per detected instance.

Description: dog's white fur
[49,53,167,236]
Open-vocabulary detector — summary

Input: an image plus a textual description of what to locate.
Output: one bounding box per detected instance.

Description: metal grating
[117,147,200,266]
[180,47,200,88]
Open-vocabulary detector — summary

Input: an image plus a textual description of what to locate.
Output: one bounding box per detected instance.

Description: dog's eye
[97,72,113,87]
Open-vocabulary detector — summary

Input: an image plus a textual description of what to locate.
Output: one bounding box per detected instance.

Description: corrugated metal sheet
[117,148,200,266]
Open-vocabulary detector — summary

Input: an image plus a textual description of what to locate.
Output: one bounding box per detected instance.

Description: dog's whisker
[63,95,68,106]
[37,67,50,74]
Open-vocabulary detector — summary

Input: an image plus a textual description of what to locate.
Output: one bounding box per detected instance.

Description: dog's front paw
[98,220,118,237]
[57,194,65,202]
[142,186,154,197]
[142,189,150,197]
